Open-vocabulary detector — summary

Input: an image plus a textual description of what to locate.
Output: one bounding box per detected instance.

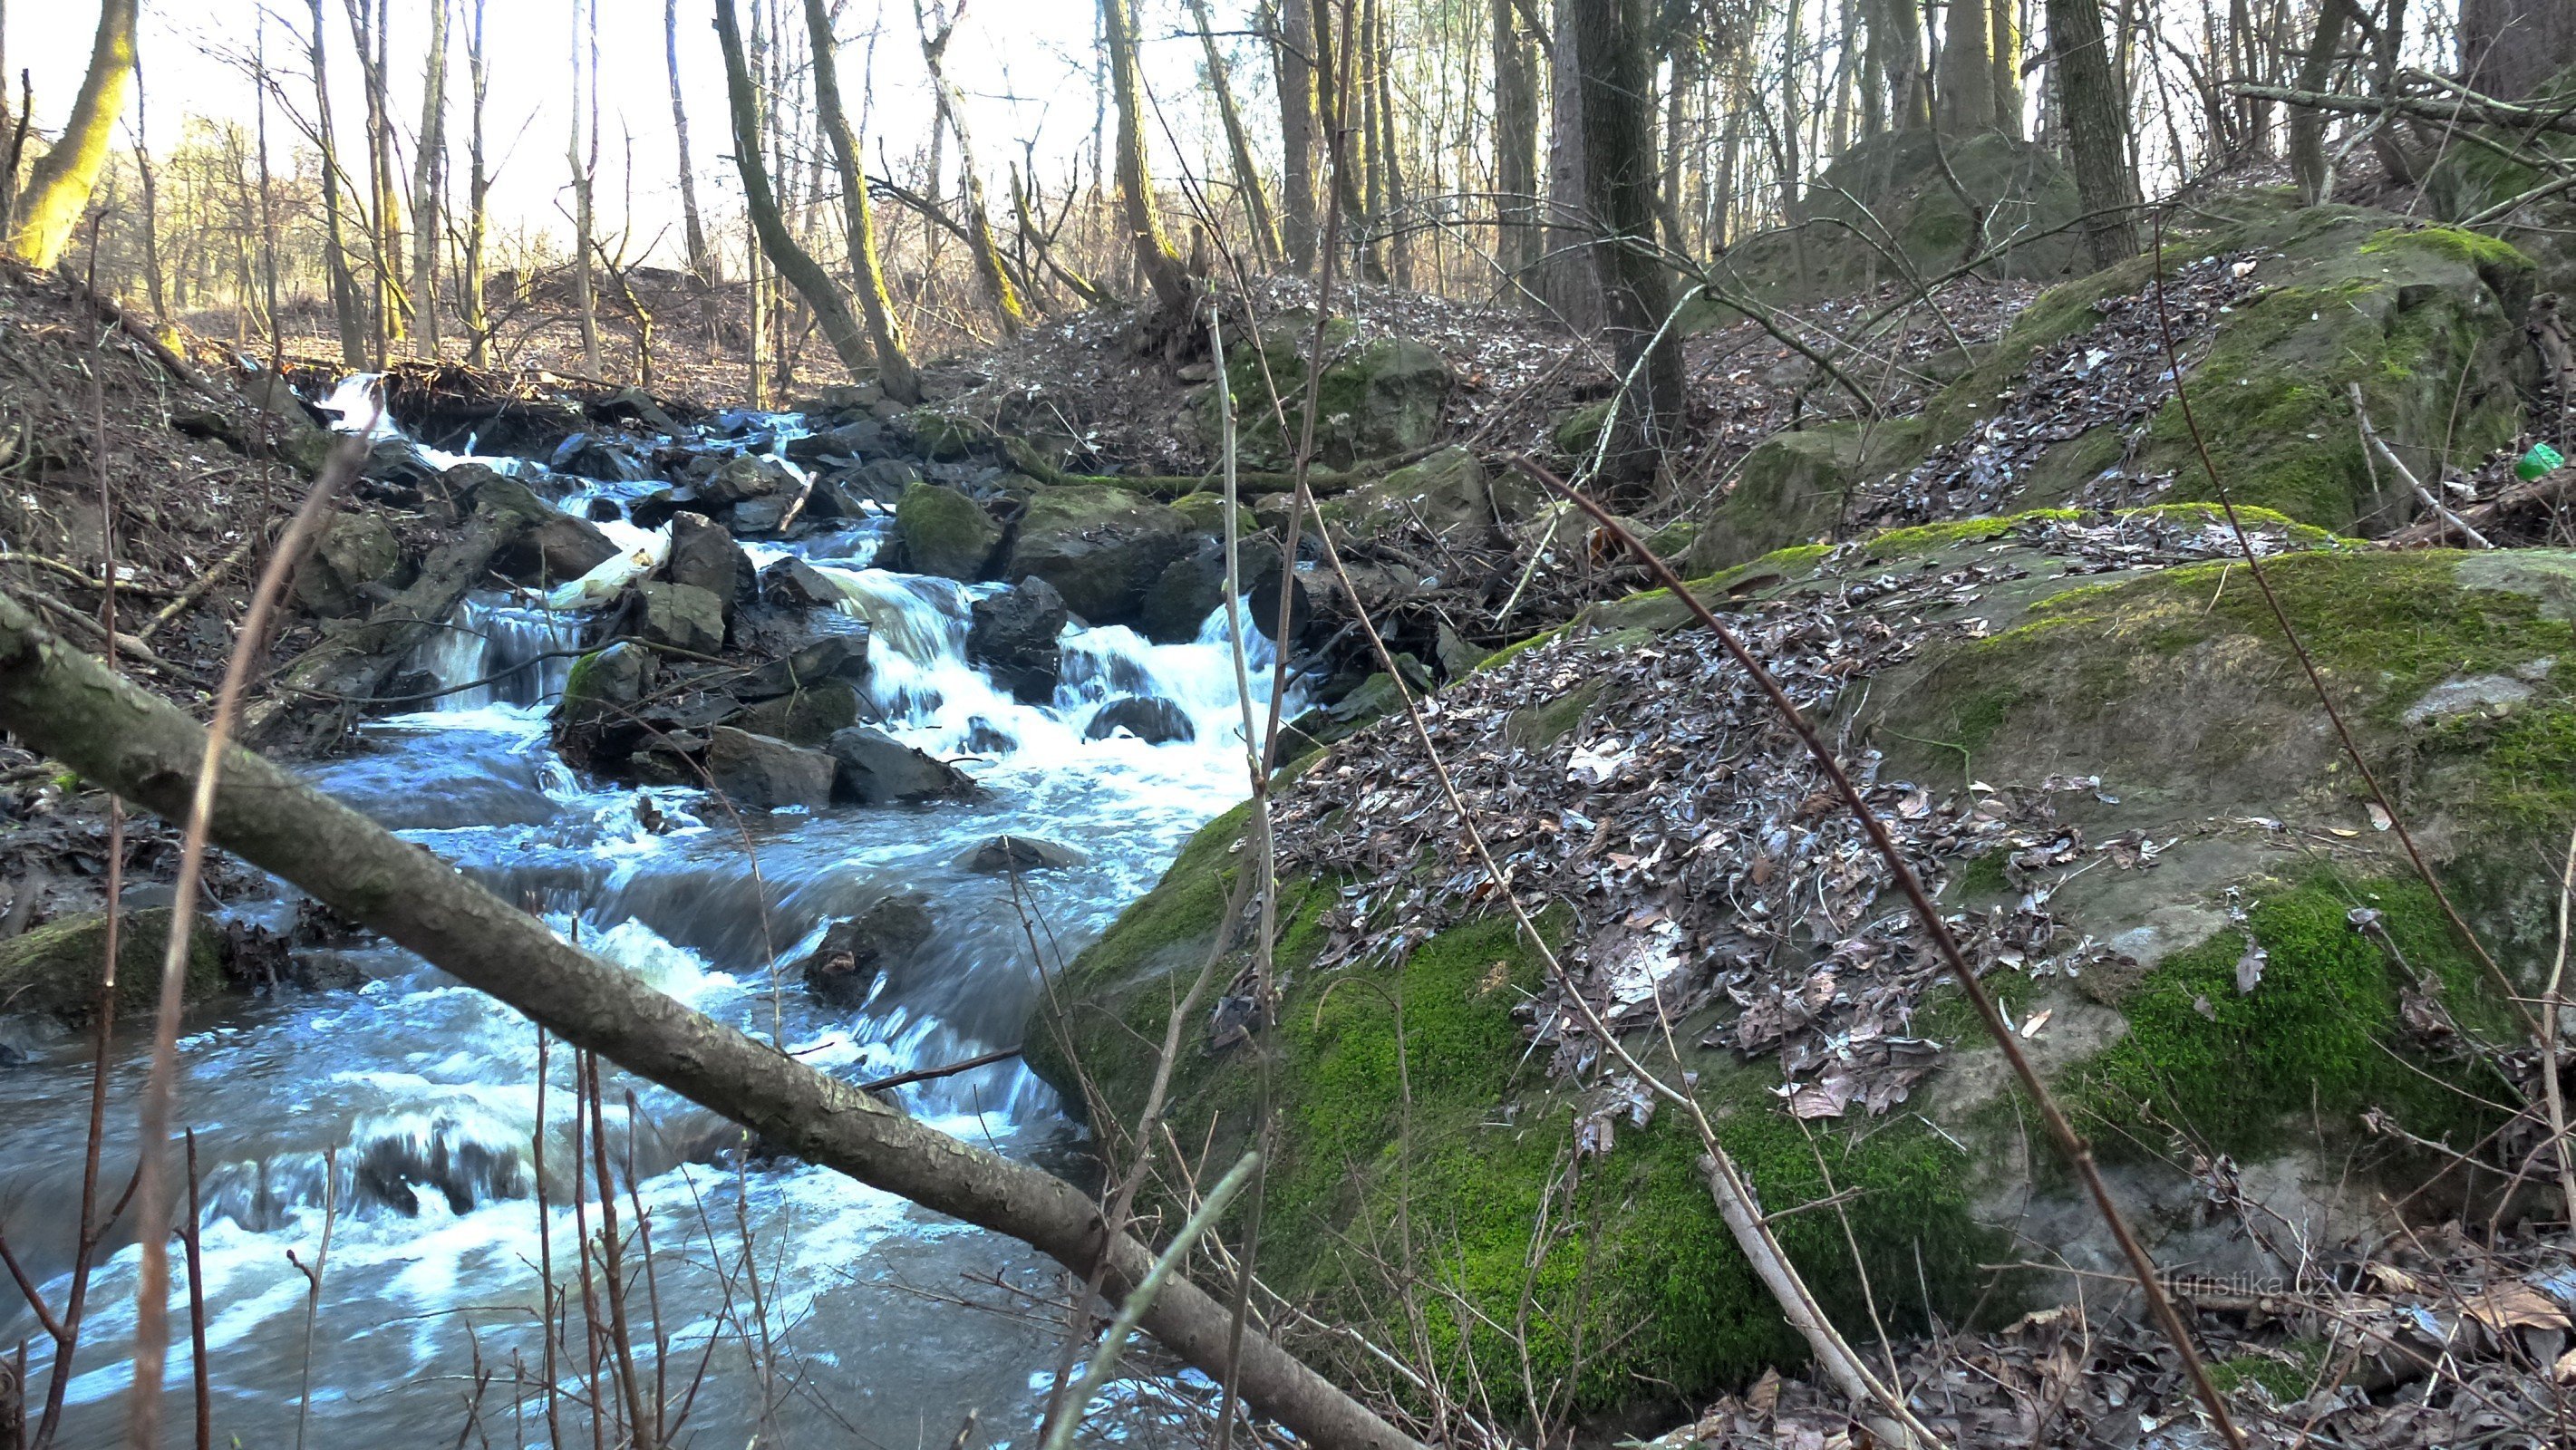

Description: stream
[0,386,1294,1447]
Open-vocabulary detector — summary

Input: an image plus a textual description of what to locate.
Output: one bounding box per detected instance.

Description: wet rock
[1004,485,1194,624]
[731,496,790,536]
[799,894,934,1008]
[492,508,619,587]
[965,576,1069,704]
[706,726,837,808]
[895,480,1003,580]
[587,386,687,437]
[554,641,659,770]
[295,509,402,618]
[761,556,847,609]
[785,420,886,463]
[633,581,726,656]
[1138,534,1283,644]
[550,430,653,481]
[1084,697,1196,745]
[954,835,1089,873]
[733,632,871,700]
[903,408,990,460]
[825,726,981,806]
[730,680,867,746]
[666,511,750,617]
[0,908,222,1025]
[629,487,704,529]
[363,437,443,492]
[700,454,795,506]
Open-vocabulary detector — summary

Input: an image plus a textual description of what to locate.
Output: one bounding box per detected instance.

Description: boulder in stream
[700,455,794,506]
[894,480,1002,580]
[733,631,871,700]
[785,420,886,463]
[1003,485,1195,624]
[666,511,751,616]
[954,835,1089,873]
[491,508,619,587]
[798,894,935,1008]
[0,908,222,1025]
[965,577,1068,704]
[632,582,726,656]
[1084,696,1196,745]
[706,726,836,809]
[1138,534,1283,644]
[554,641,661,770]
[730,680,867,746]
[761,556,847,610]
[824,726,980,806]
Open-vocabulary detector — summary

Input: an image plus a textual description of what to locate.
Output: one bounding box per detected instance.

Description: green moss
[2066,875,2510,1156]
[893,480,1003,580]
[1504,682,1601,749]
[1476,624,1567,674]
[2358,225,2531,276]
[1863,510,2080,558]
[2209,1339,2329,1401]
[0,908,224,1024]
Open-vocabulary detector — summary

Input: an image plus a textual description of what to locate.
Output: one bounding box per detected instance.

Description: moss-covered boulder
[893,481,1003,582]
[1002,485,1196,624]
[1330,445,1498,546]
[0,908,224,1024]
[295,509,402,619]
[1209,314,1454,469]
[1688,207,2541,571]
[1035,509,2574,1424]
[1708,129,2084,304]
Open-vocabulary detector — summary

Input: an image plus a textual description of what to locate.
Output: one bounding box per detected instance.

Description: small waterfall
[413,593,588,710]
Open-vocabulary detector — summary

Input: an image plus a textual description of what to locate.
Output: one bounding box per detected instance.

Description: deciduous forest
[3,1,2576,1447]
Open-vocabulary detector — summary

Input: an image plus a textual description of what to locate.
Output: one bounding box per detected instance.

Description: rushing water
[0,385,1296,1447]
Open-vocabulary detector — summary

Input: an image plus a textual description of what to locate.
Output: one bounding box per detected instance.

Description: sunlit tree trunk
[460,0,492,367]
[2289,0,2349,205]
[568,0,601,377]
[1270,0,1321,273]
[344,0,406,358]
[132,53,167,323]
[8,0,137,269]
[1991,0,2024,136]
[1574,0,1682,494]
[1937,0,1998,133]
[668,0,715,282]
[716,0,880,378]
[2045,0,2137,266]
[1101,0,1190,311]
[1189,0,1282,267]
[412,0,450,357]
[915,0,1027,335]
[1543,0,1600,328]
[804,0,920,401]
[1877,0,1928,129]
[1371,0,1410,287]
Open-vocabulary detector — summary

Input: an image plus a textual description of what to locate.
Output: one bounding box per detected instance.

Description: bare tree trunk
[306,0,367,366]
[805,0,920,401]
[1371,0,1411,288]
[717,0,881,378]
[915,0,1028,334]
[2461,0,2576,102]
[460,0,492,367]
[1543,0,1600,327]
[412,0,450,357]
[1189,0,1283,267]
[1271,0,1321,272]
[344,0,405,359]
[1575,0,1682,494]
[1878,0,1929,129]
[1783,0,1807,214]
[132,56,167,324]
[9,0,135,269]
[668,0,715,283]
[1937,0,1997,133]
[1102,0,1192,312]
[568,0,602,377]
[2289,0,2350,205]
[1492,0,1540,285]
[2046,0,2138,266]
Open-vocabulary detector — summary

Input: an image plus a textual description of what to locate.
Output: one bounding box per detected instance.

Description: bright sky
[5,2,1254,269]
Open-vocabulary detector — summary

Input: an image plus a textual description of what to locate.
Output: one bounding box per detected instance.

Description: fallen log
[0,585,1420,1450]
[2227,81,2576,136]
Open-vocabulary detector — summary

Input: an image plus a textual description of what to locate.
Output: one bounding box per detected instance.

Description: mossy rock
[893,481,1003,582]
[0,908,224,1025]
[1002,485,1195,624]
[1682,419,1924,572]
[1040,520,2576,1423]
[1209,315,1454,469]
[902,408,993,462]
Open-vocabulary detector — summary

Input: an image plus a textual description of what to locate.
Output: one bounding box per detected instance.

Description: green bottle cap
[2521,442,2567,483]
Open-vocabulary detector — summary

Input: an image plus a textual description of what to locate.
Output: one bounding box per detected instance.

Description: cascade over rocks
[1084,696,1195,745]
[666,511,752,618]
[799,894,935,1007]
[824,726,982,805]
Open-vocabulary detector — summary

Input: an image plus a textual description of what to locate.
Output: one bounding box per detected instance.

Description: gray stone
[1138,535,1282,644]
[1337,447,1495,546]
[734,633,871,700]
[706,727,836,808]
[666,511,750,617]
[1084,697,1196,745]
[296,509,402,618]
[493,510,618,587]
[731,497,790,536]
[2403,673,2535,726]
[762,556,847,609]
[895,481,1003,580]
[799,894,935,1007]
[730,680,867,746]
[700,454,795,506]
[966,577,1069,704]
[825,726,980,806]
[953,835,1089,873]
[633,582,726,656]
[785,420,886,463]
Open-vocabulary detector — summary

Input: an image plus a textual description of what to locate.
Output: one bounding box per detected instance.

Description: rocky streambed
[0,377,1304,1447]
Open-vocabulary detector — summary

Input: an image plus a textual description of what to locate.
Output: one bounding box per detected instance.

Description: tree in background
[9,0,138,268]
[1491,0,1541,288]
[1101,0,1190,312]
[2461,0,2576,102]
[667,0,714,285]
[1574,0,1682,492]
[806,0,921,401]
[2046,0,2138,267]
[915,0,1027,336]
[1268,0,1321,273]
